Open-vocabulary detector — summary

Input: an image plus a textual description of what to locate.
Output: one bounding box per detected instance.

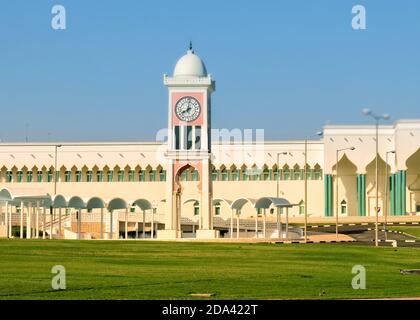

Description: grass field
[1,239,420,300]
[389,226,420,239]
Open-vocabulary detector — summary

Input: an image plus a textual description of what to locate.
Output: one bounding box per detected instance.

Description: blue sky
[1,0,419,142]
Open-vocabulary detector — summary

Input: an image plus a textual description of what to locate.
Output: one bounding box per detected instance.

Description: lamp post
[335,147,356,240]
[384,150,396,241]
[363,109,391,247]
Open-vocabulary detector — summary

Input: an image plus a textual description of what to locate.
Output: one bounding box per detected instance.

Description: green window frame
[159,170,166,181]
[341,200,347,215]
[75,171,82,182]
[231,169,239,181]
[107,170,114,182]
[65,171,71,182]
[17,171,23,183]
[174,126,180,150]
[27,171,33,182]
[262,170,270,181]
[211,170,218,181]
[7,171,13,182]
[283,169,290,180]
[194,203,200,216]
[37,171,43,182]
[221,170,228,181]
[86,171,93,182]
[139,170,145,182]
[215,206,221,216]
[128,170,135,182]
[243,170,249,181]
[47,170,53,182]
[96,171,103,182]
[180,171,188,182]
[191,170,199,181]
[118,170,124,182]
[150,170,157,182]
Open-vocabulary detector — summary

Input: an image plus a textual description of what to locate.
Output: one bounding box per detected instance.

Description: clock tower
[158,44,219,239]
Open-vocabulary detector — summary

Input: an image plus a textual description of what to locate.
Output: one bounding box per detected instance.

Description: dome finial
[189,40,194,53]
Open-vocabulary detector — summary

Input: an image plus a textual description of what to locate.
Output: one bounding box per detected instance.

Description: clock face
[175,96,201,122]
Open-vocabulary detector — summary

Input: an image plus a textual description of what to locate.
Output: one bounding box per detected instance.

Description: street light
[336,146,356,240]
[384,150,396,241]
[363,109,391,247]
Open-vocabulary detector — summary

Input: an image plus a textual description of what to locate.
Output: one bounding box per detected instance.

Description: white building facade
[0,48,419,239]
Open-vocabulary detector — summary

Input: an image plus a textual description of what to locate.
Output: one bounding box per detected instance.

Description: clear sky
[1,0,419,142]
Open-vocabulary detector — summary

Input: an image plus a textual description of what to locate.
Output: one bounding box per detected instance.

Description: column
[263,209,266,239]
[357,174,366,216]
[109,210,113,239]
[100,208,104,239]
[255,211,258,239]
[236,213,239,239]
[401,170,407,215]
[230,209,234,239]
[36,202,40,239]
[4,202,8,238]
[324,174,333,217]
[125,207,128,239]
[20,202,24,239]
[26,203,31,239]
[58,208,62,239]
[43,207,46,239]
[142,210,146,238]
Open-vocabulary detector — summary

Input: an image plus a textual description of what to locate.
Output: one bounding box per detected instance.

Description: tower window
[174,126,180,150]
[75,171,82,182]
[195,126,201,150]
[17,171,23,183]
[96,171,103,182]
[185,126,193,150]
[65,171,72,182]
[194,202,200,216]
[215,205,221,216]
[37,171,43,182]
[27,171,33,182]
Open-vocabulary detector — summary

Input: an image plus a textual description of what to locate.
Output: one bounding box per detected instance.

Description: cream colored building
[0,47,420,239]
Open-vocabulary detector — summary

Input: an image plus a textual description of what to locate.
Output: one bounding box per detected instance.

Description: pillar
[142,210,146,239]
[36,202,40,239]
[390,174,396,216]
[230,209,234,239]
[100,208,104,240]
[4,202,9,238]
[324,174,333,217]
[236,213,239,239]
[109,210,113,239]
[125,207,128,239]
[255,211,258,239]
[20,202,24,239]
[58,208,62,239]
[43,207,46,239]
[357,174,366,216]
[26,203,31,239]
[401,170,407,215]
[263,209,266,239]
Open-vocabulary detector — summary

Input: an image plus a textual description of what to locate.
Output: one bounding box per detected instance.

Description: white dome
[173,49,207,77]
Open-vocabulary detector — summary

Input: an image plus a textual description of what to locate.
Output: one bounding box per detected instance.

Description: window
[195,126,201,150]
[130,207,136,213]
[191,170,199,181]
[262,169,270,181]
[243,170,249,181]
[149,170,157,182]
[159,170,166,181]
[128,170,135,182]
[215,205,221,216]
[180,171,188,182]
[293,169,302,180]
[27,171,33,182]
[47,170,53,182]
[118,170,124,182]
[314,169,322,180]
[231,169,239,181]
[17,171,23,183]
[283,169,290,180]
[221,170,228,181]
[274,169,280,181]
[299,201,305,215]
[138,170,145,182]
[96,171,103,182]
[37,171,43,182]
[211,169,218,181]
[65,171,71,182]
[185,126,193,150]
[107,170,114,182]
[174,126,180,150]
[194,202,200,216]
[86,171,93,182]
[76,171,82,182]
[416,204,420,213]
[341,200,347,215]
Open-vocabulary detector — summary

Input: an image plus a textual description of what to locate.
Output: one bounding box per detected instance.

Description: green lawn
[389,226,420,239]
[1,239,420,300]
